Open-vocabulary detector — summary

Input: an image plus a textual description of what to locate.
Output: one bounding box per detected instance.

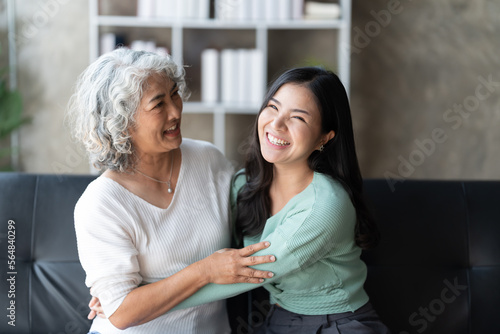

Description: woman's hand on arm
[91,241,275,328]
[197,241,275,284]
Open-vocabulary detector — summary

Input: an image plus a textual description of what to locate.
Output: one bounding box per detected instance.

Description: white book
[100,33,117,55]
[155,0,175,19]
[214,0,221,19]
[250,49,265,106]
[177,0,187,18]
[237,49,251,104]
[221,49,238,103]
[216,0,238,20]
[201,49,219,103]
[292,0,304,20]
[265,0,279,22]
[278,0,291,21]
[251,0,265,21]
[185,0,197,19]
[137,0,155,17]
[198,0,210,20]
[237,0,252,21]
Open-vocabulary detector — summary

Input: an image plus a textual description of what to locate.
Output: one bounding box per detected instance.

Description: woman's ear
[322,130,335,146]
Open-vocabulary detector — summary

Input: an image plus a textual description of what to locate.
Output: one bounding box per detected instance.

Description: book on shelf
[138,0,209,20]
[203,48,264,108]
[216,0,305,21]
[134,0,340,22]
[137,0,155,18]
[201,49,219,103]
[220,49,237,104]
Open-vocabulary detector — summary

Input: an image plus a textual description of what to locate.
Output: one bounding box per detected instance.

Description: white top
[74,139,234,333]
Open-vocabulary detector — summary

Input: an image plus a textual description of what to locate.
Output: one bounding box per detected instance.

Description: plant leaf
[0,90,29,140]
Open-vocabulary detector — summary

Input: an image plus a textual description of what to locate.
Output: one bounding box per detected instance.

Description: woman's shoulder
[296,173,355,222]
[312,172,351,203]
[182,138,234,173]
[75,176,130,213]
[232,169,246,187]
[181,138,223,158]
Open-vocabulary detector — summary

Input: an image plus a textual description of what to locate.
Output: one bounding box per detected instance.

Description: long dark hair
[235,67,379,250]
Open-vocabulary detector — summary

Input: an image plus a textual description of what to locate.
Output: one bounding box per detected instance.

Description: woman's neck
[272,164,314,189]
[269,164,314,215]
[134,149,177,179]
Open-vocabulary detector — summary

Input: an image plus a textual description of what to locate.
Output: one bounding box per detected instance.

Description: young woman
[169,67,389,333]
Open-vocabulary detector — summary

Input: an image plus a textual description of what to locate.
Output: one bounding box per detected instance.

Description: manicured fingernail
[259,278,264,283]
[270,256,276,261]
[264,242,270,247]
[268,272,274,277]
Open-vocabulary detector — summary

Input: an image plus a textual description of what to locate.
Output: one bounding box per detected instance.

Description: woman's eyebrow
[292,108,311,115]
[148,93,166,104]
[147,83,177,105]
[270,97,281,105]
[270,97,310,115]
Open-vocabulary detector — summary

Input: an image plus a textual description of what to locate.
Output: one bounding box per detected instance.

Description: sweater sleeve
[171,175,356,310]
[74,186,142,318]
[170,221,300,311]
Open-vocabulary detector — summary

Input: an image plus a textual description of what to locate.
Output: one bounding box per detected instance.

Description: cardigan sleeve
[171,174,356,310]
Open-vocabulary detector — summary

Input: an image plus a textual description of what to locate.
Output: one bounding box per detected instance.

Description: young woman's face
[258,83,334,169]
[130,74,183,156]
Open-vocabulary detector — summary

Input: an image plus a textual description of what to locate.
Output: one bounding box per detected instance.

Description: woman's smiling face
[258,83,334,169]
[130,74,183,156]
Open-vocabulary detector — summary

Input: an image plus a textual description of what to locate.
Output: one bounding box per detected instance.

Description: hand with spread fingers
[198,241,275,285]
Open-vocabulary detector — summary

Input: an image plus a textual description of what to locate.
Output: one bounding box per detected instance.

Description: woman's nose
[168,100,183,119]
[271,114,287,130]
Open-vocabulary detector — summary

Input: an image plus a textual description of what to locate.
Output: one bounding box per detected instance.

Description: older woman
[68,48,275,334]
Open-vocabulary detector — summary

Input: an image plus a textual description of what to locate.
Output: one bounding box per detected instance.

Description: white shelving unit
[89,0,351,154]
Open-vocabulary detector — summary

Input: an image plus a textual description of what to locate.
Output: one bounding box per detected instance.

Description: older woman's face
[130,74,183,156]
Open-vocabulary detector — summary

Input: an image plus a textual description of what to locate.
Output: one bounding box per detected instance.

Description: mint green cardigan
[173,171,369,315]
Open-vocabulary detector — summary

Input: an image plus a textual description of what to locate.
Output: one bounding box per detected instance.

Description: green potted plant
[0,44,29,171]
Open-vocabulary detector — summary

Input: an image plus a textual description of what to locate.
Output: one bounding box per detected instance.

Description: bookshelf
[89,0,352,155]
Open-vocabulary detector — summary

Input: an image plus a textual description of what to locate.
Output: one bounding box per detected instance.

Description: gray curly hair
[67,48,189,172]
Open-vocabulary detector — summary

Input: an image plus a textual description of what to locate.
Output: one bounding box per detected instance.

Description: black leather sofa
[0,173,499,333]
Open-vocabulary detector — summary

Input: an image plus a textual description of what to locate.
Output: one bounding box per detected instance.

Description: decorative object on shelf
[304,1,341,20]
[100,33,169,56]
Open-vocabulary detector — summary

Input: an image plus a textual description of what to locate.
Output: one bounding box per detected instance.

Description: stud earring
[319,145,324,152]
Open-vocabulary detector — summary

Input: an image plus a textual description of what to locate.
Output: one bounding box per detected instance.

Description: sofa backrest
[0,174,499,333]
[0,173,95,334]
[362,179,500,334]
